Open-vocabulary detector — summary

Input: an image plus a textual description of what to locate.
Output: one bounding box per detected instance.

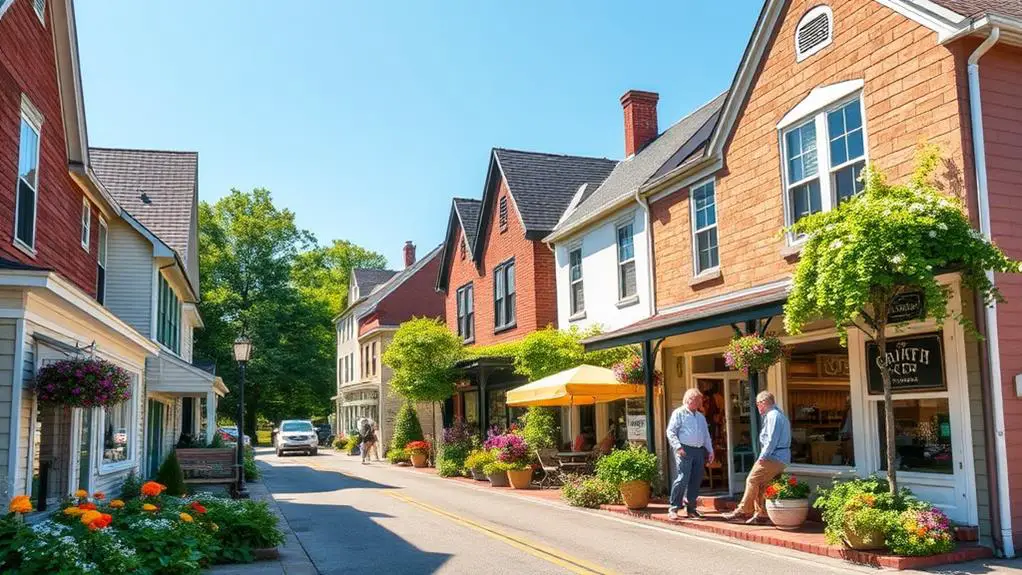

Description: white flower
[892,254,905,265]
[937,222,948,231]
[910,203,926,213]
[929,231,937,238]
[830,239,844,249]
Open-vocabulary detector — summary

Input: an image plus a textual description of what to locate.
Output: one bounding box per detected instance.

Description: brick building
[436,148,616,437]
[580,0,1022,555]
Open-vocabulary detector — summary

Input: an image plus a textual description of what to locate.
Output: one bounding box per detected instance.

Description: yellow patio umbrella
[506,364,644,407]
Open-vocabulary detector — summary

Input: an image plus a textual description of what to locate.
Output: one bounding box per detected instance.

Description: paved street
[221,448,1018,575]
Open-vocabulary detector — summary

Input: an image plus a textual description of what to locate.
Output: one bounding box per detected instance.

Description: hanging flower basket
[612,354,662,387]
[724,335,785,375]
[33,358,131,409]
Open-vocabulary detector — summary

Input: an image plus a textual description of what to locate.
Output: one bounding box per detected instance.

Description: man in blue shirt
[666,388,715,520]
[723,391,791,524]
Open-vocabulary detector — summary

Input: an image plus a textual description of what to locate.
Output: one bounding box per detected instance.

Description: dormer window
[795,6,833,62]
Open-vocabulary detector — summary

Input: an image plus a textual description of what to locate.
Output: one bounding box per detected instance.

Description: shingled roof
[452,198,481,253]
[929,0,1022,20]
[353,269,397,296]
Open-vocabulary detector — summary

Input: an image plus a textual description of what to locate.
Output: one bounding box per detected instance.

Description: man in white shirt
[665,388,715,520]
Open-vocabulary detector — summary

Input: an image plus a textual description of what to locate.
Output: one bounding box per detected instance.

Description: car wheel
[310,448,318,456]
[276,449,283,457]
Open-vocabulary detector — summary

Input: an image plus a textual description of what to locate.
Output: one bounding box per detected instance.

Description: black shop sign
[866,333,945,394]
[888,291,925,324]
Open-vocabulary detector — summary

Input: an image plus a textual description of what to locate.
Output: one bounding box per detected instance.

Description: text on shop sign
[866,333,946,394]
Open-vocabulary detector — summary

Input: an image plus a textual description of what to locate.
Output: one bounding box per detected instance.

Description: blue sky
[76,1,761,268]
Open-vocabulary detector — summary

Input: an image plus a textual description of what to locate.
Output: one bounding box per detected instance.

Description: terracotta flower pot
[843,528,887,550]
[471,468,488,481]
[619,480,651,510]
[507,468,533,489]
[410,453,428,468]
[765,498,809,530]
[487,471,509,487]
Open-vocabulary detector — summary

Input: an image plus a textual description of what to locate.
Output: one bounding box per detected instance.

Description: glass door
[77,409,93,494]
[726,376,755,495]
[146,400,165,478]
[695,378,729,493]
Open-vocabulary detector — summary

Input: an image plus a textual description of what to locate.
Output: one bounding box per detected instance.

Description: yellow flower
[179,512,194,523]
[109,499,125,509]
[210,522,219,532]
[80,509,102,526]
[74,489,88,499]
[64,506,85,516]
[142,503,158,512]
[9,495,32,514]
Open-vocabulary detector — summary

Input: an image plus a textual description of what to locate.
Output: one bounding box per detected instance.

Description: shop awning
[506,365,644,407]
[582,282,790,351]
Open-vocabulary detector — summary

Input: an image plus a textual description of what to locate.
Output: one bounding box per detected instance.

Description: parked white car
[274,420,319,456]
[217,426,251,446]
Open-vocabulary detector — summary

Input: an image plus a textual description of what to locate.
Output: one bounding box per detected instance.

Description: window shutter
[498,196,508,230]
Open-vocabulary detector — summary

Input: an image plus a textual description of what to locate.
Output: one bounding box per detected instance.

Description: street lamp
[233,335,252,499]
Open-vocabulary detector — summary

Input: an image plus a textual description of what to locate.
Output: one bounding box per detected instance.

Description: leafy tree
[390,402,425,454]
[292,239,387,316]
[784,146,1020,494]
[478,326,634,381]
[520,406,558,449]
[384,317,465,403]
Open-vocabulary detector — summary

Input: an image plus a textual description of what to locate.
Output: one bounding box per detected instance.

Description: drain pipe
[967,26,1014,558]
[634,187,656,317]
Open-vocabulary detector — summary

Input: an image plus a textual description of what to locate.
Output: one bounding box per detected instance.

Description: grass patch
[256,430,272,445]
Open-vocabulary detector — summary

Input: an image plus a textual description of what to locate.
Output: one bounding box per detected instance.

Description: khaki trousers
[735,458,786,516]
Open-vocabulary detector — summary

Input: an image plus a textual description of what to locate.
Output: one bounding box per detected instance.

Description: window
[80,198,91,250]
[784,338,854,467]
[878,398,953,475]
[456,283,474,341]
[33,0,45,23]
[494,259,516,330]
[782,97,866,233]
[371,341,377,376]
[569,247,584,316]
[616,223,636,300]
[498,196,508,231]
[691,180,719,274]
[15,100,42,252]
[795,6,833,62]
[101,377,136,466]
[157,275,181,353]
[97,219,108,304]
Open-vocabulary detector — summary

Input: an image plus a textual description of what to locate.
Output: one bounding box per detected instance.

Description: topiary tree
[155,450,187,496]
[389,401,425,456]
[784,146,1020,494]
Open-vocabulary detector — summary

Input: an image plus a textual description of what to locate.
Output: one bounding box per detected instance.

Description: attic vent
[140,192,152,204]
[498,196,508,232]
[795,6,833,62]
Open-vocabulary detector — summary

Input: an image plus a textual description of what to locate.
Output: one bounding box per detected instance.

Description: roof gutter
[967,26,1014,559]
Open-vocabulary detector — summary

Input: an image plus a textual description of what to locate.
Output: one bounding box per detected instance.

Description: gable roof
[453,198,482,253]
[929,0,1022,20]
[436,198,477,292]
[356,244,443,320]
[353,269,397,296]
[549,92,727,241]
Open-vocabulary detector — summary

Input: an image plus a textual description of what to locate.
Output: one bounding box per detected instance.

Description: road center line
[384,491,616,575]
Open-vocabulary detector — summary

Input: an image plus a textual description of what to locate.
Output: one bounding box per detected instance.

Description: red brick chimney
[620,90,659,157]
[403,241,416,268]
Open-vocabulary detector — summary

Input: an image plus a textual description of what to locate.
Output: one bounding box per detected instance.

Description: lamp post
[232,335,252,499]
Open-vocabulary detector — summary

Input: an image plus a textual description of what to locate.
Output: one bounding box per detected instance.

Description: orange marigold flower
[9,495,32,514]
[78,502,97,511]
[80,509,102,526]
[63,506,84,516]
[142,503,158,513]
[92,492,105,500]
[764,485,779,498]
[190,501,207,514]
[74,489,88,499]
[140,481,166,497]
[109,499,125,509]
[179,512,194,523]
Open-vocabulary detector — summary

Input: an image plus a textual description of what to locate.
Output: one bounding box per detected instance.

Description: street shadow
[257,459,398,495]
[920,557,1022,574]
[275,501,452,574]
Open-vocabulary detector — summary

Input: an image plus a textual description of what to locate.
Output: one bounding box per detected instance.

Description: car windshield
[282,422,313,432]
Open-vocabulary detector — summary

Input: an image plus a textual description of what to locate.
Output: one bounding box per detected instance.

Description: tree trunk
[877,326,898,496]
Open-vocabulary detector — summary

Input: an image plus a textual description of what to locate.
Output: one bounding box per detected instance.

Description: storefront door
[687,374,755,495]
[147,400,166,478]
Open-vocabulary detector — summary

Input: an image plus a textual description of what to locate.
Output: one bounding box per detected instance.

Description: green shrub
[387,448,409,464]
[596,446,658,486]
[482,460,524,475]
[813,475,917,546]
[156,450,188,496]
[120,468,142,500]
[203,498,285,563]
[886,508,956,556]
[436,420,475,477]
[437,459,462,477]
[389,402,424,454]
[244,446,259,481]
[561,474,620,508]
[332,436,347,450]
[464,449,495,473]
[345,433,362,454]
[520,407,558,450]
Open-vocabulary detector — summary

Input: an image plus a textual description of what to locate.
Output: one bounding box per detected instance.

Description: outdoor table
[557,451,590,462]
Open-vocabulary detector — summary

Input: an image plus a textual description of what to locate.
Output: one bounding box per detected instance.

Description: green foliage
[345,434,362,454]
[332,436,347,450]
[723,335,785,374]
[437,459,463,477]
[156,450,188,496]
[384,318,465,403]
[436,421,475,477]
[244,446,260,481]
[386,448,409,464]
[561,474,621,508]
[120,468,142,500]
[785,146,1021,344]
[813,476,918,545]
[764,473,810,500]
[464,449,495,472]
[292,239,387,316]
[203,498,285,563]
[887,508,956,556]
[482,459,526,474]
[520,407,558,450]
[472,326,635,382]
[596,446,659,486]
[390,402,424,453]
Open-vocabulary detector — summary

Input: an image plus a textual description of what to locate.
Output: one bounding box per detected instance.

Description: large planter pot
[843,528,887,550]
[507,468,533,490]
[471,468,488,481]
[487,471,509,488]
[410,453,428,468]
[619,480,651,510]
[765,498,809,530]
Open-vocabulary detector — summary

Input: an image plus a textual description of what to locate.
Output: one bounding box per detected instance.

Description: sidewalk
[209,480,318,575]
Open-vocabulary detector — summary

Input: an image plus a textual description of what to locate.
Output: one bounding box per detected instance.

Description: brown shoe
[721,510,748,522]
[745,514,771,525]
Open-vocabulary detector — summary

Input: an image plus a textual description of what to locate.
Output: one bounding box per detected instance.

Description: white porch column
[205,392,216,444]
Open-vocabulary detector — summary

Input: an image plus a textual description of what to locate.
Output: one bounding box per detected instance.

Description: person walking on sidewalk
[359,418,377,465]
[666,388,715,521]
[723,391,791,524]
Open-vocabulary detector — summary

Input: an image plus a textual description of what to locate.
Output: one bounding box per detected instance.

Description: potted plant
[465,449,494,481]
[815,476,913,550]
[484,432,533,490]
[723,335,785,375]
[887,507,955,556]
[482,459,510,487]
[595,446,658,509]
[612,354,662,387]
[405,440,431,468]
[764,474,810,530]
[34,357,132,408]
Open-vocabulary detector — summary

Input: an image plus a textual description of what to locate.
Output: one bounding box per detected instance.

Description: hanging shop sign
[866,333,945,394]
[625,398,647,441]
[888,290,926,323]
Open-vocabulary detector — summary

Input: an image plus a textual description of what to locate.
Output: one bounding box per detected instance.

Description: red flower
[764,485,780,498]
[788,476,799,487]
[79,502,97,511]
[190,501,208,514]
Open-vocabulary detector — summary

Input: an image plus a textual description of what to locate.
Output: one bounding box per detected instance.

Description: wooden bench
[176,448,239,492]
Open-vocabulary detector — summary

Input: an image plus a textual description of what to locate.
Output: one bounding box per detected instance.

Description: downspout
[634,187,657,317]
[967,26,1014,558]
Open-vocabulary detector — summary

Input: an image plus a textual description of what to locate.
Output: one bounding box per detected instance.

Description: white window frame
[795,5,833,63]
[689,178,719,276]
[615,221,637,302]
[33,0,45,24]
[97,217,108,303]
[97,371,141,475]
[568,244,584,318]
[0,0,15,20]
[81,198,91,251]
[14,96,43,256]
[780,94,868,244]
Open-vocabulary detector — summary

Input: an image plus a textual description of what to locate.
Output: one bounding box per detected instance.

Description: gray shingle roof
[453,198,481,252]
[353,269,397,295]
[552,93,727,237]
[493,148,618,236]
[929,0,1022,20]
[357,244,443,318]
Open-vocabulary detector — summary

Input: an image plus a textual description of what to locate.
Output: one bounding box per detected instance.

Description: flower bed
[0,482,284,574]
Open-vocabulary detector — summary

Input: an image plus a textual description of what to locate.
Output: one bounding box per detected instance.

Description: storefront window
[102,386,134,465]
[878,398,953,474]
[785,339,854,466]
[463,391,479,427]
[488,389,507,431]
